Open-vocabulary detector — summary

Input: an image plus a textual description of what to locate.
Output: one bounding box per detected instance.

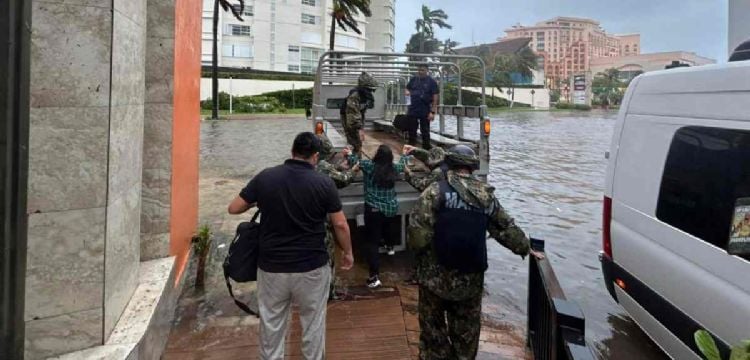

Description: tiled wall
[25,0,147,357]
[141,0,175,261]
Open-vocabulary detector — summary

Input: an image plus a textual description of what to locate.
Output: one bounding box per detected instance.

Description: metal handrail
[528,238,595,360]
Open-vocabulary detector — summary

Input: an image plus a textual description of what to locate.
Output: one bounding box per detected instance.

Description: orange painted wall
[171,0,202,282]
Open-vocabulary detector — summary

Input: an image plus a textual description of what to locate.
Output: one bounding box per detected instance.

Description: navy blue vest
[433,180,494,274]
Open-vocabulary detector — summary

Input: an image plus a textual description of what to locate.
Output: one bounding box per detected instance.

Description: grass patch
[200,108,306,118]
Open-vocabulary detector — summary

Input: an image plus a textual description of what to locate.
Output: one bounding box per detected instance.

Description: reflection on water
[432,110,666,359]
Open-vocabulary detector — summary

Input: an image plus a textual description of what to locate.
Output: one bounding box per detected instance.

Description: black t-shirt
[240,159,343,273]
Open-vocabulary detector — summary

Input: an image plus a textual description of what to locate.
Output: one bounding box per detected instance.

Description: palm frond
[218,0,244,22]
[431,19,452,30]
[342,17,361,34]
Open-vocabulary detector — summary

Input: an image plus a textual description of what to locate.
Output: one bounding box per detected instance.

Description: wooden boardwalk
[163,282,529,360]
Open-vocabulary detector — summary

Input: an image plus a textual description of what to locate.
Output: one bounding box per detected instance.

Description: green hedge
[258,88,313,109]
[202,66,314,81]
[201,92,287,113]
[555,102,592,111]
[441,84,529,107]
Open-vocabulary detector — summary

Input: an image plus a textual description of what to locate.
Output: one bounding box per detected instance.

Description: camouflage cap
[318,134,334,160]
[358,72,378,89]
[445,145,479,170]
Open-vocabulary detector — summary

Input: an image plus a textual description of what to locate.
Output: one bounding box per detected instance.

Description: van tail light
[603,196,613,258]
[315,121,324,135]
[482,118,491,136]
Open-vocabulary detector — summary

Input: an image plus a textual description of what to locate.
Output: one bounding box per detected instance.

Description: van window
[657,126,750,258]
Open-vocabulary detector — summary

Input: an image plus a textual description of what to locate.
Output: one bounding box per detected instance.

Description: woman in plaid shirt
[345,145,409,288]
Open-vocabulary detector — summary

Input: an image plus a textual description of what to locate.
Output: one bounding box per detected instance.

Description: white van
[600,61,750,359]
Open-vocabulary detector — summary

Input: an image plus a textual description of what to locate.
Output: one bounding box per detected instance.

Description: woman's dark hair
[372,145,396,188]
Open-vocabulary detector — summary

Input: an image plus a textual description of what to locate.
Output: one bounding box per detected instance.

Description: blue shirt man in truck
[406,64,439,150]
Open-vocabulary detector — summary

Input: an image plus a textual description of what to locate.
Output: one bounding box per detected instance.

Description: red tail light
[603,196,613,258]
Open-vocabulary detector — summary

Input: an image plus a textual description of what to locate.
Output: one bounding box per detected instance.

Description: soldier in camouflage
[342,72,378,155]
[316,134,357,299]
[408,145,542,360]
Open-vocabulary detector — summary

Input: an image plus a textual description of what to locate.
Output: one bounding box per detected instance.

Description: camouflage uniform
[405,147,447,192]
[316,135,355,299]
[408,168,530,360]
[342,72,377,154]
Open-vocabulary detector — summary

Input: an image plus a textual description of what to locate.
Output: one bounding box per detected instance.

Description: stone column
[24,0,146,357]
[141,0,175,261]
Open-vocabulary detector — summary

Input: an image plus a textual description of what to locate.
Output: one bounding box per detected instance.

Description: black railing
[527,238,595,360]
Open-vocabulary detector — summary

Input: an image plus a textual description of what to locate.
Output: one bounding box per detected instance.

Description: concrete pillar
[729,0,750,57]
[24,0,147,357]
[141,0,175,261]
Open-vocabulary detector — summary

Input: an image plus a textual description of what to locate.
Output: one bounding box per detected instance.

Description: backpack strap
[223,210,261,317]
[224,272,258,317]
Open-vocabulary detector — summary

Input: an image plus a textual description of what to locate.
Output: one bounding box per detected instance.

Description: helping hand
[529,249,545,260]
[402,145,416,155]
[339,251,354,271]
[342,147,352,157]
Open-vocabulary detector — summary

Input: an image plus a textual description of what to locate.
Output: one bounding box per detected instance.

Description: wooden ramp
[162,288,415,360]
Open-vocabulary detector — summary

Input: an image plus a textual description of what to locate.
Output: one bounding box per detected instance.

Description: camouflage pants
[343,125,362,154]
[325,223,337,299]
[418,286,482,360]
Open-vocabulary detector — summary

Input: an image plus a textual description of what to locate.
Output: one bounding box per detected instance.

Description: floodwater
[191,111,668,359]
[434,110,668,359]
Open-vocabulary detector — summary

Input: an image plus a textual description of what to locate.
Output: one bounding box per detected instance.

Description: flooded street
[466,110,668,359]
[192,111,667,359]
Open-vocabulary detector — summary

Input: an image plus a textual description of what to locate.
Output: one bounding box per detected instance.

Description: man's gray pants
[257,265,331,360]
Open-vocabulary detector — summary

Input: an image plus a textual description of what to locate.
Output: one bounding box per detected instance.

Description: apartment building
[504,17,641,88]
[201,0,395,73]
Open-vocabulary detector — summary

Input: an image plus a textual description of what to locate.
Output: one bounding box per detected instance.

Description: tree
[329,0,372,51]
[212,0,245,119]
[415,5,451,52]
[592,68,624,108]
[440,38,460,54]
[405,32,440,59]
[490,47,537,108]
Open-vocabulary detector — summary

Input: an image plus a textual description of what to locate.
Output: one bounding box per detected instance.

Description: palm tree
[592,68,624,108]
[441,38,460,54]
[416,5,451,52]
[490,47,537,108]
[211,0,245,119]
[329,0,372,51]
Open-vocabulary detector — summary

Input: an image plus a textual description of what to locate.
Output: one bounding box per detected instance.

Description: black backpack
[223,211,261,316]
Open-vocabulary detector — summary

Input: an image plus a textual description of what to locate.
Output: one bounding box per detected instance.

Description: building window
[656,126,750,259]
[288,45,300,62]
[301,47,322,74]
[226,24,251,36]
[301,0,316,5]
[222,44,252,58]
[288,64,300,72]
[232,4,253,17]
[335,33,360,48]
[301,13,317,25]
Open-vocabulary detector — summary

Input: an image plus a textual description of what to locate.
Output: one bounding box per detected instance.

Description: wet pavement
[166,112,668,359]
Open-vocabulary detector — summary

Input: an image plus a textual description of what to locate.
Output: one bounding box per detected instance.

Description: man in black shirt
[228,132,353,360]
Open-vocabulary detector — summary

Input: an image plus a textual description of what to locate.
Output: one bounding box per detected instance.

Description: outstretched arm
[487,199,530,258]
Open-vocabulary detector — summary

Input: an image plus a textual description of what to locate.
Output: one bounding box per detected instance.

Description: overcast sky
[394,0,729,62]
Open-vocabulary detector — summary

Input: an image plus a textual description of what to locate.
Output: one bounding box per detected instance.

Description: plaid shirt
[349,154,408,217]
